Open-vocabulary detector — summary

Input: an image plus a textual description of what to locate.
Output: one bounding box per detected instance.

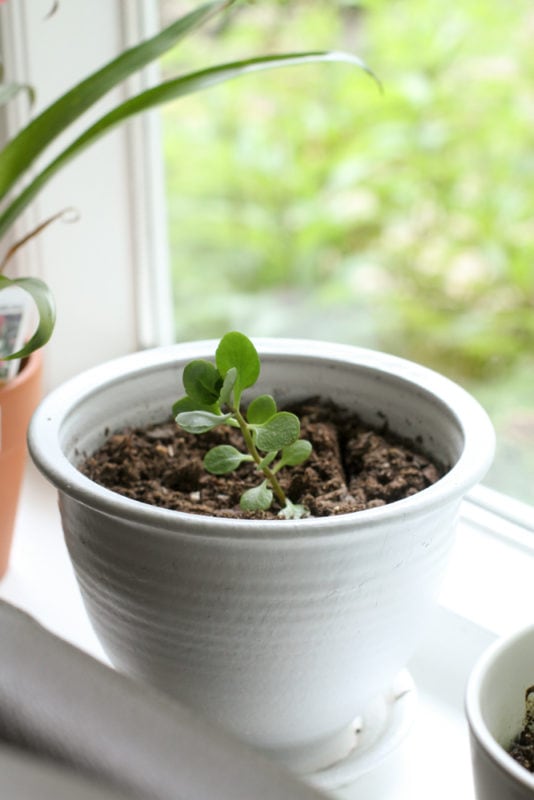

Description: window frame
[0,0,173,390]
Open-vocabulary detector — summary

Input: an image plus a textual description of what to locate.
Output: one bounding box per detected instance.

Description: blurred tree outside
[158,0,534,503]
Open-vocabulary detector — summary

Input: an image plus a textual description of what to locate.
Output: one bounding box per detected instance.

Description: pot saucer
[303,670,416,791]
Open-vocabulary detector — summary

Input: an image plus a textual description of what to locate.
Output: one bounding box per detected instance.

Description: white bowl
[466,624,534,799]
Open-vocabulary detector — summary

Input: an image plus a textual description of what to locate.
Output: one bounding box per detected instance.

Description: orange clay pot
[0,352,42,578]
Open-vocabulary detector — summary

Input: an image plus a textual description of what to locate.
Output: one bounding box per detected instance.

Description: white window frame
[0,0,173,390]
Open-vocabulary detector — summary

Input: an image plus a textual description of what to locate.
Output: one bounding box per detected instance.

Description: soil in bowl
[79,397,446,520]
[508,686,534,772]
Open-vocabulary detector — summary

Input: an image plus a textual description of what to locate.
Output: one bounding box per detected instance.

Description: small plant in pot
[87,332,447,525]
[0,0,374,576]
[173,332,314,521]
[466,624,534,800]
[29,334,495,785]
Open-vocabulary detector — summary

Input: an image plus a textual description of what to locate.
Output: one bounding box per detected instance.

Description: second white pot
[466,624,534,800]
[29,339,494,775]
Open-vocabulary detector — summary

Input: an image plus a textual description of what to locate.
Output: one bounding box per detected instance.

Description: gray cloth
[0,600,328,800]
[0,745,133,800]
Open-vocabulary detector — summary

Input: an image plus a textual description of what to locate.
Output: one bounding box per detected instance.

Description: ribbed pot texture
[0,352,42,578]
[28,340,495,774]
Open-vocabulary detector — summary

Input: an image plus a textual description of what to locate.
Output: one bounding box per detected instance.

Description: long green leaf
[0,208,76,273]
[0,51,377,240]
[0,275,56,359]
[0,0,232,202]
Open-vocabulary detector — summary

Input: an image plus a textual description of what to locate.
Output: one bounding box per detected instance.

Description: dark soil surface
[508,688,534,772]
[80,398,445,520]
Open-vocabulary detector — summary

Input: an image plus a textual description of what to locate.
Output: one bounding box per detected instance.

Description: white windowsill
[0,462,106,660]
[1,463,533,799]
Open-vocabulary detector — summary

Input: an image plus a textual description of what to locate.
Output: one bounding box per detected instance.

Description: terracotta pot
[0,352,42,578]
[28,340,494,778]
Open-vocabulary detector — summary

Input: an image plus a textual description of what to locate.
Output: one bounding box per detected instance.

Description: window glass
[158,0,534,504]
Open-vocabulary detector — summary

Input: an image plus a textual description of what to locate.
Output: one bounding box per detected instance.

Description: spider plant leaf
[0,275,56,359]
[0,0,233,202]
[0,50,377,239]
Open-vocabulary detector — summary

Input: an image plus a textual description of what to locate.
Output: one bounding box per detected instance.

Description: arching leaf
[0,275,55,359]
[0,50,378,239]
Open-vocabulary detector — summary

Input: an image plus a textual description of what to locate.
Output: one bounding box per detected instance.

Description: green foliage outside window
[160,0,534,501]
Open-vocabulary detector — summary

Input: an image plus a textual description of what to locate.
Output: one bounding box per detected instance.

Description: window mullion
[121,0,174,350]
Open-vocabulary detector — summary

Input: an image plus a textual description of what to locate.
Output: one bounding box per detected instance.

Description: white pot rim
[29,338,495,538]
[465,624,534,791]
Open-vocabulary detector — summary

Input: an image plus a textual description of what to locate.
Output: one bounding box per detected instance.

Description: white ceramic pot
[28,339,494,776]
[466,625,534,800]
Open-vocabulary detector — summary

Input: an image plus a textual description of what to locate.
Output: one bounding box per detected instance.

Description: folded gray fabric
[0,744,133,800]
[0,600,328,800]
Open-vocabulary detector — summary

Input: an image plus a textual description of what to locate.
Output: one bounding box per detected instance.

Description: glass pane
[158,0,534,504]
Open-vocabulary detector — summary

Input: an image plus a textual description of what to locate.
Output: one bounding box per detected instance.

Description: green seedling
[173,332,312,519]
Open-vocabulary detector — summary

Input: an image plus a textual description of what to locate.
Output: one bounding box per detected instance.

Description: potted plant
[466,624,534,800]
[28,333,494,784]
[0,0,372,577]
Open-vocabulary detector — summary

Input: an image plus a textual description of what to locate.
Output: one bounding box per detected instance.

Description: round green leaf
[183,359,223,405]
[255,412,300,453]
[175,409,230,434]
[247,394,277,424]
[240,482,273,512]
[204,445,249,475]
[280,439,312,467]
[215,332,260,397]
